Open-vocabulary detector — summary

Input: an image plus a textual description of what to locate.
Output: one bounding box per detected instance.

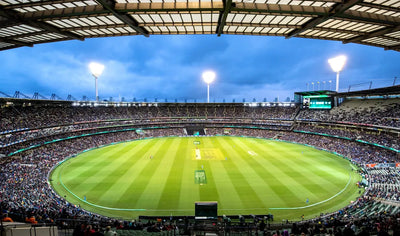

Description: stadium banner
[366,163,397,168]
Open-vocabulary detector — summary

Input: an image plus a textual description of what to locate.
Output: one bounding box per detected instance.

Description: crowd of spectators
[0,104,297,149]
[294,123,400,151]
[1,99,400,235]
[297,98,400,128]
[365,167,400,202]
[0,129,185,225]
[207,128,398,164]
[0,104,298,132]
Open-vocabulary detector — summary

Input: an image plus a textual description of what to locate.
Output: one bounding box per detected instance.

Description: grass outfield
[50,136,363,221]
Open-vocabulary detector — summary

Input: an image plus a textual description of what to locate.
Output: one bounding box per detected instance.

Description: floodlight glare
[202,70,216,103]
[328,55,347,92]
[328,55,347,73]
[89,62,104,78]
[202,71,216,84]
[89,62,105,101]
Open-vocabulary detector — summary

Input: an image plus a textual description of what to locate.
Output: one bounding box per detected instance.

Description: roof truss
[0,0,399,52]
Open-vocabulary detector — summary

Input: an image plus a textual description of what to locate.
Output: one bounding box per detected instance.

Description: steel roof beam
[95,0,149,37]
[0,38,33,47]
[359,2,400,13]
[343,25,400,44]
[9,3,397,29]
[285,0,363,39]
[216,0,233,36]
[385,43,400,51]
[0,6,84,41]
[2,0,79,9]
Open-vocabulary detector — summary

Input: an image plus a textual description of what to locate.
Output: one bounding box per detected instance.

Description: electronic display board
[303,95,332,109]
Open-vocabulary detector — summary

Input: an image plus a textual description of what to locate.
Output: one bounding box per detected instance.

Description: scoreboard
[303,95,332,109]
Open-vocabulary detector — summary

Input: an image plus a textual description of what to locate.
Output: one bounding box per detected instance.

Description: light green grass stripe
[115,138,168,207]
[227,137,304,204]
[269,172,352,210]
[262,144,343,195]
[58,171,146,211]
[135,138,181,209]
[212,137,265,208]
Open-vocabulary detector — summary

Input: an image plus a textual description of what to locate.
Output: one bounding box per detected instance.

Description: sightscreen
[195,202,218,219]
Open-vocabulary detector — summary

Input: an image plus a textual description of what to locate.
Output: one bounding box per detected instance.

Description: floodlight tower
[202,70,216,103]
[89,62,105,102]
[328,55,347,92]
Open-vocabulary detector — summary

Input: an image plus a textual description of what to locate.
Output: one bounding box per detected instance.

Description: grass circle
[50,136,362,221]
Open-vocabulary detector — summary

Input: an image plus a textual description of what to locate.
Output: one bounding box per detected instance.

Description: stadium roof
[0,0,399,52]
[294,90,336,96]
[335,84,400,97]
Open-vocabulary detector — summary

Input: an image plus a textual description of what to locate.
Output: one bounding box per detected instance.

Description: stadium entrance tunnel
[185,126,205,135]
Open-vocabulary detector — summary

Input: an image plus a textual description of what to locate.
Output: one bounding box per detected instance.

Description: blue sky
[0,35,399,102]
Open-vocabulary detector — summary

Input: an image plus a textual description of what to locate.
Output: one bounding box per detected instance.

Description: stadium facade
[1,85,400,235]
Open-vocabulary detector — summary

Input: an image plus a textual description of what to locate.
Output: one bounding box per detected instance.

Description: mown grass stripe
[157,138,188,211]
[269,173,352,210]
[251,143,336,200]
[256,139,350,190]
[58,169,146,211]
[208,158,243,211]
[197,138,221,203]
[212,137,265,209]
[95,139,158,206]
[178,137,200,213]
[114,138,168,207]
[218,137,286,207]
[51,136,362,221]
[227,137,305,206]
[61,144,141,195]
[135,138,181,209]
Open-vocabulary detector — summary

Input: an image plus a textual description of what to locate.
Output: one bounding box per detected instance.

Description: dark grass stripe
[156,138,189,210]
[212,137,265,208]
[197,138,220,202]
[115,138,168,208]
[86,140,161,204]
[62,142,141,190]
[219,137,290,206]
[245,142,334,199]
[178,137,200,211]
[255,139,350,189]
[226,137,305,206]
[68,140,155,204]
[207,160,243,210]
[133,138,182,209]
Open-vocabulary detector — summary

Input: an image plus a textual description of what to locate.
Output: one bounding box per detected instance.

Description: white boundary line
[269,172,353,210]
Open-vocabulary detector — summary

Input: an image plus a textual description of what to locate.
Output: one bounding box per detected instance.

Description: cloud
[0,35,399,101]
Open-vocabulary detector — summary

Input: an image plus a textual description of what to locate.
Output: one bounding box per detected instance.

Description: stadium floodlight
[329,80,332,90]
[202,70,216,103]
[328,55,347,92]
[311,82,314,91]
[323,81,326,90]
[89,62,105,102]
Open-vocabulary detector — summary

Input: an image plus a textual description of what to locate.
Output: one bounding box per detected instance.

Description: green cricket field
[50,136,362,221]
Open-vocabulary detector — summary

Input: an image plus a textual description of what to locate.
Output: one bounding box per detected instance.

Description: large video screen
[303,95,332,109]
[195,202,218,219]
